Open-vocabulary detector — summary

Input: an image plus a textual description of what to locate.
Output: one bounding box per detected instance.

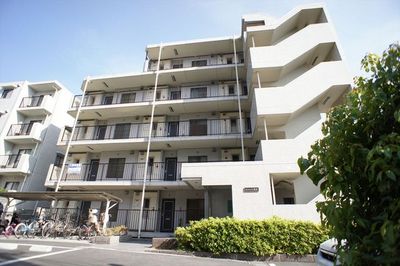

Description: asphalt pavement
[0,237,313,266]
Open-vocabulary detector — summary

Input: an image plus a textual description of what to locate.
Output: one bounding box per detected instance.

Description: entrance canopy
[0,191,122,203]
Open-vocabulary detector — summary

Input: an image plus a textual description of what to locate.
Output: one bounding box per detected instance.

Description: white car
[316,238,340,266]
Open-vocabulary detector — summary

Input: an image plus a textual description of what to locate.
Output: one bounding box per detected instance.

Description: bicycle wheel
[14,223,27,238]
[88,227,97,238]
[78,225,88,240]
[2,226,13,238]
[27,221,39,238]
[62,223,74,239]
[41,221,54,238]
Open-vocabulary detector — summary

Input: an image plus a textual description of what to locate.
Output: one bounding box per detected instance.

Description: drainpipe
[138,44,163,239]
[233,36,245,162]
[54,77,90,195]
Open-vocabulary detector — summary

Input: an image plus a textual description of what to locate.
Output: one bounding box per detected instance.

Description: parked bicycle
[14,219,41,238]
[77,223,97,240]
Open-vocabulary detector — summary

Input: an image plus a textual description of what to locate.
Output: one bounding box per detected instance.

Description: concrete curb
[0,243,68,253]
[148,249,316,263]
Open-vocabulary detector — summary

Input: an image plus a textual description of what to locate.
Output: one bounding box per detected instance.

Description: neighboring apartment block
[44,4,351,235]
[0,81,73,209]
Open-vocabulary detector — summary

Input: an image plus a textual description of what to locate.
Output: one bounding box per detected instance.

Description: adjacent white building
[44,4,351,235]
[0,80,73,210]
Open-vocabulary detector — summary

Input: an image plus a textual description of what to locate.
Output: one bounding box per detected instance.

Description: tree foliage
[298,44,400,265]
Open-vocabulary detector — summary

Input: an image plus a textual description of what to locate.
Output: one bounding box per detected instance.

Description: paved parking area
[0,238,312,266]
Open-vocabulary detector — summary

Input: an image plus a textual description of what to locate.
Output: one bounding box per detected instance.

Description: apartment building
[0,80,73,210]
[45,4,351,235]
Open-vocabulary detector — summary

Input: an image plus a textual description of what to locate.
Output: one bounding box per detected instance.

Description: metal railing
[61,118,252,142]
[147,52,245,71]
[70,83,248,108]
[19,95,44,108]
[49,162,183,182]
[7,123,36,136]
[3,208,203,233]
[110,208,204,232]
[0,155,22,168]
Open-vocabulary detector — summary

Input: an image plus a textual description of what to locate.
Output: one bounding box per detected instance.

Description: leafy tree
[298,44,400,265]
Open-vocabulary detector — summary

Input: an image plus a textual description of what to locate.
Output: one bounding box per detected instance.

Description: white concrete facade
[0,81,74,210]
[47,3,351,233]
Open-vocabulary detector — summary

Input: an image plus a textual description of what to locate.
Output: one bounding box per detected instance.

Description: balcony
[59,118,252,152]
[69,83,248,119]
[0,154,31,176]
[4,122,44,144]
[45,162,186,189]
[18,95,54,116]
[147,52,244,71]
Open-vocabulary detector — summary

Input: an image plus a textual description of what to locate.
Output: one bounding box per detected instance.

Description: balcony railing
[19,95,45,108]
[7,123,35,136]
[49,162,183,182]
[0,155,23,169]
[61,118,252,142]
[148,52,244,71]
[70,83,247,108]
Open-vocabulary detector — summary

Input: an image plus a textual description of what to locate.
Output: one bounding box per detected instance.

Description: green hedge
[175,217,329,256]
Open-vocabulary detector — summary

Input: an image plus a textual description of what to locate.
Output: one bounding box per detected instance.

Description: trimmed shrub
[175,217,329,256]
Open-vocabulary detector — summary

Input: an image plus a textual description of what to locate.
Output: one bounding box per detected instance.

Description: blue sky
[0,0,399,94]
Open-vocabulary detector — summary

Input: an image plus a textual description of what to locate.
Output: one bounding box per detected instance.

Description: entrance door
[164,158,177,181]
[96,126,107,140]
[168,122,179,137]
[160,199,175,232]
[87,159,99,181]
[79,201,91,223]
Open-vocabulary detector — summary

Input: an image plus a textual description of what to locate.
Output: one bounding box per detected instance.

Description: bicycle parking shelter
[0,191,122,230]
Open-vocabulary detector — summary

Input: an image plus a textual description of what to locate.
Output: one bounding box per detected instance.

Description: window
[170,90,181,100]
[188,156,208,163]
[1,89,12,99]
[228,85,235,95]
[172,60,183,69]
[232,154,240,161]
[283,198,295,204]
[54,153,64,167]
[189,119,207,136]
[156,92,161,100]
[191,60,207,67]
[226,58,233,64]
[186,199,204,223]
[106,158,125,179]
[102,95,113,105]
[242,85,248,95]
[230,119,238,133]
[227,200,233,213]
[120,93,136,104]
[114,123,130,139]
[100,202,119,222]
[144,198,150,209]
[159,64,164,70]
[190,87,207,98]
[4,182,20,191]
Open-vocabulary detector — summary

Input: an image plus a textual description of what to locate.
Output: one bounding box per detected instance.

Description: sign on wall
[243,187,259,193]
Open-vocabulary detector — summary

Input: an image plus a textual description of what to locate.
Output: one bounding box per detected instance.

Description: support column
[103,199,110,231]
[256,71,261,89]
[138,44,163,239]
[263,118,269,140]
[233,36,245,162]
[270,175,276,205]
[204,190,210,218]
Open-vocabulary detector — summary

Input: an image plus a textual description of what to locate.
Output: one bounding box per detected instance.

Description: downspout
[233,36,245,161]
[137,44,163,239]
[54,77,90,194]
